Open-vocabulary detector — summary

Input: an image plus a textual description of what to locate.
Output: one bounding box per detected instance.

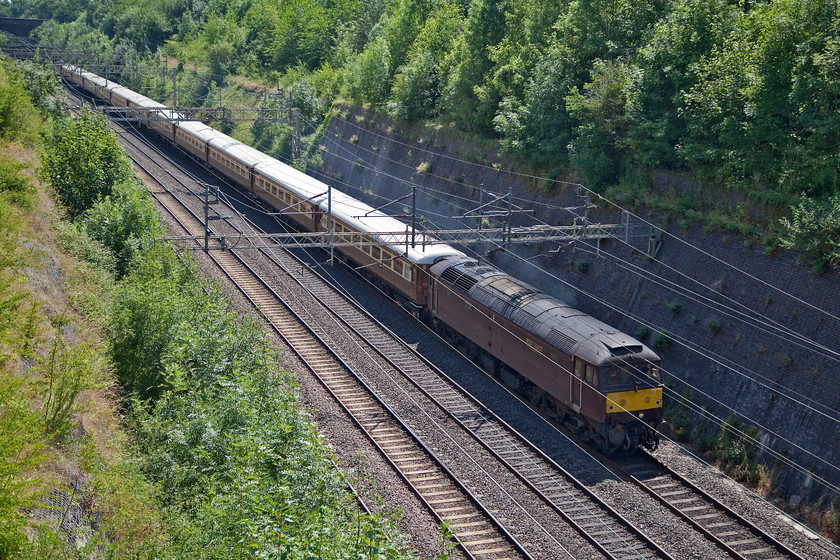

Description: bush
[779,195,840,271]
[0,159,35,209]
[0,56,41,144]
[114,247,418,559]
[653,331,673,352]
[83,179,164,276]
[40,110,134,220]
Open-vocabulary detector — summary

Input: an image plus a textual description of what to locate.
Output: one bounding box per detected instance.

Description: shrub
[83,179,164,276]
[0,160,35,209]
[40,110,134,220]
[653,331,673,352]
[416,161,431,173]
[707,318,722,334]
[577,260,590,273]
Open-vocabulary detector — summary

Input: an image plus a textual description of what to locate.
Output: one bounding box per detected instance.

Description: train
[59,64,669,452]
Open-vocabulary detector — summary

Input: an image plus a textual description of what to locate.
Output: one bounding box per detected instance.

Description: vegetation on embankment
[0,54,421,559]
[5,0,840,269]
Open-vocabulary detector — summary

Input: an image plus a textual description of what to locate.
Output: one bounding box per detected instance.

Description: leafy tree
[0,57,42,144]
[6,0,88,23]
[83,179,164,276]
[442,0,508,131]
[633,0,738,169]
[387,0,463,120]
[345,36,391,105]
[566,58,642,186]
[109,246,197,399]
[40,109,134,219]
[779,195,840,271]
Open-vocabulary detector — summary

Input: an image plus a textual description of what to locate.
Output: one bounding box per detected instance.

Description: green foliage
[779,194,840,271]
[83,179,164,276]
[653,331,673,352]
[0,158,36,209]
[387,0,463,120]
[566,58,642,186]
[345,36,392,104]
[665,386,693,441]
[109,246,199,400]
[714,415,762,482]
[0,57,42,144]
[707,318,723,334]
[0,151,47,560]
[110,245,418,559]
[40,110,134,220]
[37,319,106,440]
[18,56,67,118]
[0,369,46,559]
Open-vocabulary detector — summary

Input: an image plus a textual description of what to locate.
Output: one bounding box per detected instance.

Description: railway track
[102,114,679,559]
[55,73,836,560]
[60,74,822,558]
[612,451,806,560]
[108,122,529,560]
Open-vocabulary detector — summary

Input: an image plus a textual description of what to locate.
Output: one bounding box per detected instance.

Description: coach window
[403,264,412,281]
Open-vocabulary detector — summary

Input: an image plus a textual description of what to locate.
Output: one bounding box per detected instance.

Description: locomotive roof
[431,256,658,365]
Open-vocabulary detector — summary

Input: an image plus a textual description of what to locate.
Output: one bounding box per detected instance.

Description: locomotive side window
[585,364,597,386]
[574,359,584,378]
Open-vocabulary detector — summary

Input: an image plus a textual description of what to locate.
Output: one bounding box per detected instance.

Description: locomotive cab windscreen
[601,361,661,391]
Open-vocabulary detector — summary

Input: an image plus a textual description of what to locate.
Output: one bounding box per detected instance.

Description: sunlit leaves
[40,109,134,220]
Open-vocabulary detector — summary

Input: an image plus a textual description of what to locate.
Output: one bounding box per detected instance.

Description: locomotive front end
[602,360,669,451]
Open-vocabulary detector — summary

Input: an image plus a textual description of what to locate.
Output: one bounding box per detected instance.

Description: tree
[387,0,463,120]
[83,179,164,276]
[40,109,134,220]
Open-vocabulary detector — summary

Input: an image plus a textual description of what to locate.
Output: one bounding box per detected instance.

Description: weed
[635,326,649,340]
[707,318,723,334]
[665,301,681,316]
[577,261,589,273]
[653,331,673,352]
[349,134,359,144]
[416,161,431,174]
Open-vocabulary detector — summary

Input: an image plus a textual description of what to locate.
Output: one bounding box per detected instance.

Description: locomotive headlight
[638,412,645,419]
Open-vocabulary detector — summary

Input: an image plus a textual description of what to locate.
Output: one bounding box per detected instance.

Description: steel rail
[107,112,530,560]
